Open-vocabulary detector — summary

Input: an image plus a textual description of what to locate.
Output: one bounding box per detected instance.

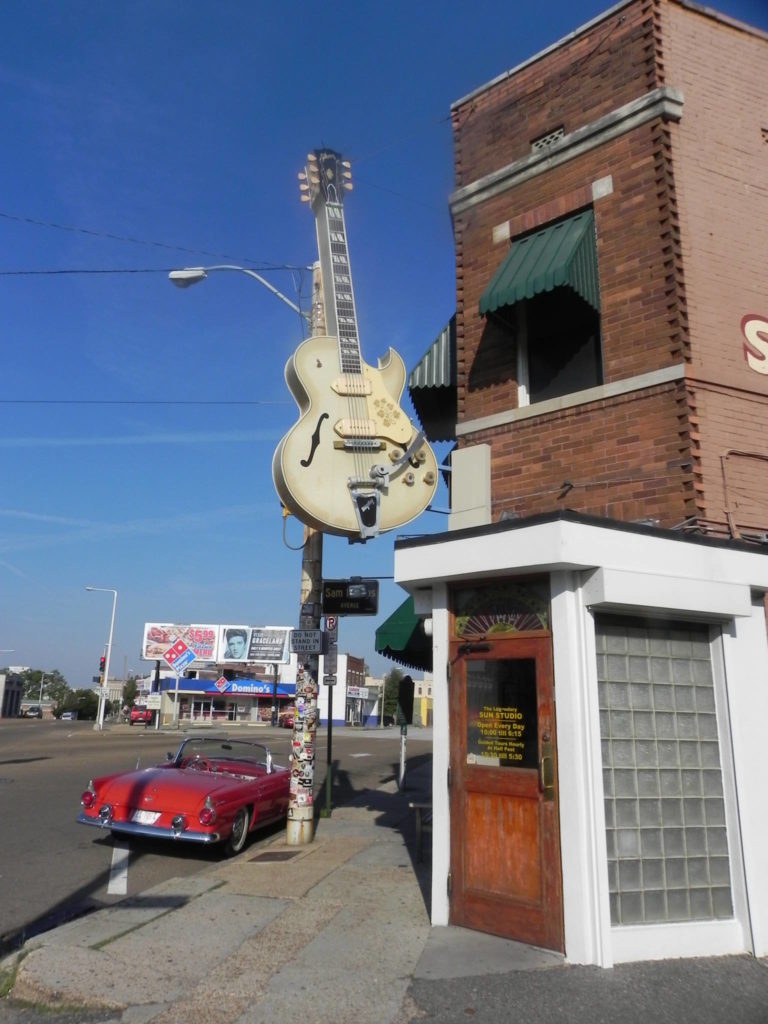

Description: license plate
[132,809,161,825]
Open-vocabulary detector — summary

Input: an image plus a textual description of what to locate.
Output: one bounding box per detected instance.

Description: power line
[0,210,304,269]
[0,266,305,277]
[0,399,290,406]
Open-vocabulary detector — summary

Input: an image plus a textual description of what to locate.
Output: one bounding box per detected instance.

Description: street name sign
[322,579,379,615]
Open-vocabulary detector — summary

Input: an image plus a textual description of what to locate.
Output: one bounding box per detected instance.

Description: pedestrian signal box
[396,675,414,727]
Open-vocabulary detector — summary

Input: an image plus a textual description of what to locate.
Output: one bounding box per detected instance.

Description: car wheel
[225,807,250,857]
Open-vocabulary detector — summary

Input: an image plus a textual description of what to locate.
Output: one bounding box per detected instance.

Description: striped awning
[375,596,433,672]
[409,315,455,390]
[480,209,600,315]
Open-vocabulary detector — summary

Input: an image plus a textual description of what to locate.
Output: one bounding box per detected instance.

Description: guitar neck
[315,198,363,375]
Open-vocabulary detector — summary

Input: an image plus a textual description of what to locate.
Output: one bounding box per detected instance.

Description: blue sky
[2,0,766,689]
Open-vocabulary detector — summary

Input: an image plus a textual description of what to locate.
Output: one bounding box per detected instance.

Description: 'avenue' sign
[322,579,379,615]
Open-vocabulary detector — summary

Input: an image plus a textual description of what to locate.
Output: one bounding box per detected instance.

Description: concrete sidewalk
[2,758,767,1024]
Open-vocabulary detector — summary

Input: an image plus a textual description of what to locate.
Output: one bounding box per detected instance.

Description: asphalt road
[0,718,430,956]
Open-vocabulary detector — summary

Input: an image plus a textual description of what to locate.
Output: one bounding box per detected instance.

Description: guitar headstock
[299,149,353,211]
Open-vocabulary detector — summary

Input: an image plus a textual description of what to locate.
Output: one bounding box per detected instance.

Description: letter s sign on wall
[741,314,768,375]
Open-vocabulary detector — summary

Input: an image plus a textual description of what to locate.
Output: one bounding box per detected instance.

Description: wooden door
[449,635,564,951]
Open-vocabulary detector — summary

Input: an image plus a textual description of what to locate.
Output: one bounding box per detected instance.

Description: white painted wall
[394,516,768,966]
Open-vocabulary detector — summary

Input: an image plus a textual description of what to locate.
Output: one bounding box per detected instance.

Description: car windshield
[173,737,273,769]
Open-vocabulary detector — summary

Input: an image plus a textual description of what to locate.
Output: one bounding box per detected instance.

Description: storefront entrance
[448,582,564,951]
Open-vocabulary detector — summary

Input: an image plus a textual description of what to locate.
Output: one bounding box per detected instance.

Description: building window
[516,290,602,405]
[479,208,603,407]
[595,615,733,926]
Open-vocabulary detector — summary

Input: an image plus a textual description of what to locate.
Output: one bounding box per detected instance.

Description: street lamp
[168,265,311,322]
[86,587,118,731]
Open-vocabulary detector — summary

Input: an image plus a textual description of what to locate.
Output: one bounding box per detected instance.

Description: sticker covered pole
[286,263,324,845]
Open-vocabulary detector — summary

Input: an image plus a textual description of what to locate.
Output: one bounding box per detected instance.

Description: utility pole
[286,264,324,846]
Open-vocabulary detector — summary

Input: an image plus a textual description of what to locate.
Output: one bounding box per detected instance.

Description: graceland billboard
[142,624,292,665]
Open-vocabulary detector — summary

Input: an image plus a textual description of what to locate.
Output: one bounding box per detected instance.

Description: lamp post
[169,265,311,323]
[86,587,117,730]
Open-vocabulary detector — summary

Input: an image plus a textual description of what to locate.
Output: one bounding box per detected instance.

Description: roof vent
[532,127,564,153]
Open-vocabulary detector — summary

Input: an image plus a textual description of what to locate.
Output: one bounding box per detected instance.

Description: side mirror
[166,752,174,761]
[266,751,273,774]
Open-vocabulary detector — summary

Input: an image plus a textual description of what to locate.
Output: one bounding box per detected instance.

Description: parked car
[130,706,153,726]
[23,705,43,718]
[59,710,78,720]
[78,736,290,856]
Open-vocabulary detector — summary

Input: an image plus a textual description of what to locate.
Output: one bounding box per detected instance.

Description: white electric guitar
[272,149,437,540]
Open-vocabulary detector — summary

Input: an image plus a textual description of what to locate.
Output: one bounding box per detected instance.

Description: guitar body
[272,334,438,536]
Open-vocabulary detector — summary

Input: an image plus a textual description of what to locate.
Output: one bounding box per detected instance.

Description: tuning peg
[343,182,354,191]
[298,171,307,181]
[307,153,318,165]
[300,194,311,203]
[299,183,310,193]
[341,160,351,169]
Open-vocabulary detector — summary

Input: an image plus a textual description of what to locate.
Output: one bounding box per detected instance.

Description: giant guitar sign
[272,149,438,540]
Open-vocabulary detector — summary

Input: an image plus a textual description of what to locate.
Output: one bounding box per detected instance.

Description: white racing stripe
[108,842,130,895]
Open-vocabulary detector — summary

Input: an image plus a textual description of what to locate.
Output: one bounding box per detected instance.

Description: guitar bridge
[334,439,384,451]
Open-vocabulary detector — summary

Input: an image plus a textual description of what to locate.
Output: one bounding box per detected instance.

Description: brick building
[384,0,768,967]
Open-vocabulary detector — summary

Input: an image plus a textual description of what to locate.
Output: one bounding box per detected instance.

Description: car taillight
[81,781,97,809]
[198,796,217,826]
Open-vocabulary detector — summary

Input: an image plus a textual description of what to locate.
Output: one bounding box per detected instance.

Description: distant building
[0,673,23,718]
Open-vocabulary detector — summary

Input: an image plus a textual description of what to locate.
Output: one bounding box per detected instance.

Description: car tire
[225,807,250,857]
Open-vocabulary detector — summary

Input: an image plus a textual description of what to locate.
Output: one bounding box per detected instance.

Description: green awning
[407,315,457,443]
[375,596,433,672]
[479,209,599,316]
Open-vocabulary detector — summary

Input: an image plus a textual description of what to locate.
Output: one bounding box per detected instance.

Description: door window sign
[466,659,538,768]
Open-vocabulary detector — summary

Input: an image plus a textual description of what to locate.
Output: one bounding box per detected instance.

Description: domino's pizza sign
[163,639,196,675]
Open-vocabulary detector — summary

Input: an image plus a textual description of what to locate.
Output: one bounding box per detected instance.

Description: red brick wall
[664,1,768,397]
[473,383,695,526]
[450,0,768,537]
[452,0,658,187]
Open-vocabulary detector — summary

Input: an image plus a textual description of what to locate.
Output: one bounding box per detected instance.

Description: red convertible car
[78,736,290,855]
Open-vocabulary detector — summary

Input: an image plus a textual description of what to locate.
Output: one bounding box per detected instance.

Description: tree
[122,677,138,708]
[21,669,69,705]
[55,688,98,720]
[383,668,403,721]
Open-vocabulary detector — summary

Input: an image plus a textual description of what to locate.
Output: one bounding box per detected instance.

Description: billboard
[142,623,292,665]
[142,624,218,662]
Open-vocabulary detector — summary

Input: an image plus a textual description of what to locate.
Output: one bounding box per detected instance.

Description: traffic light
[99,656,106,676]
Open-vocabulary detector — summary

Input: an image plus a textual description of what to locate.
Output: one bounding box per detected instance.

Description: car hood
[95,766,254,808]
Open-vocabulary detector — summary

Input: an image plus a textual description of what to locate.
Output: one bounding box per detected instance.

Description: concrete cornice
[450,87,684,217]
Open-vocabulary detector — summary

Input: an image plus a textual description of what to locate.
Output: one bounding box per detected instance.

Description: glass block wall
[595,616,733,926]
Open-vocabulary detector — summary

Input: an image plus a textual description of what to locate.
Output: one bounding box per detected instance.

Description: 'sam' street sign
[322,579,379,615]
